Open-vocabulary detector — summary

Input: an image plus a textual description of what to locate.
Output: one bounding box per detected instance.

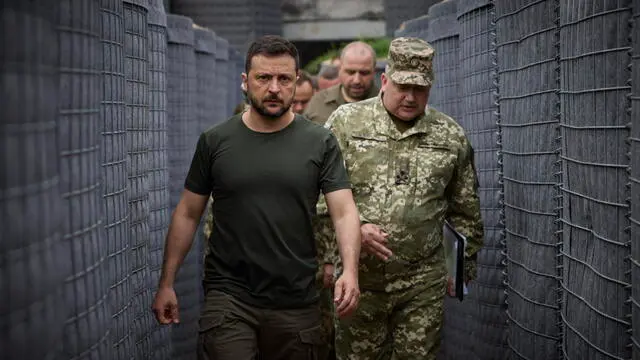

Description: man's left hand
[333,270,360,318]
[447,276,456,297]
[447,276,469,297]
[323,264,335,288]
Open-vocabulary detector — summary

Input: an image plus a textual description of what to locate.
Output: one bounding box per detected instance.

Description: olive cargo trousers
[197,290,327,360]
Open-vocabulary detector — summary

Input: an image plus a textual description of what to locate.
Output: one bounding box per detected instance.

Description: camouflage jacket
[325,96,484,292]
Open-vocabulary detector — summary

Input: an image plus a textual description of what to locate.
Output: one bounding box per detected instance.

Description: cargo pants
[197,290,327,360]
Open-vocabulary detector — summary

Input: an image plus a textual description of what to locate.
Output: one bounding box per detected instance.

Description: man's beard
[247,91,293,119]
[344,84,370,101]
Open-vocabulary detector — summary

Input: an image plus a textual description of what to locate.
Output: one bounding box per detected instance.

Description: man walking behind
[325,37,484,360]
[292,70,317,114]
[304,41,379,126]
[152,35,362,360]
[304,40,381,359]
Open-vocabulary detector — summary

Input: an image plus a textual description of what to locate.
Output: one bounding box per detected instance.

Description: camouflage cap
[386,37,435,86]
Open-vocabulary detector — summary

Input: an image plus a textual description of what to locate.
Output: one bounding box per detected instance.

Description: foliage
[303,37,391,74]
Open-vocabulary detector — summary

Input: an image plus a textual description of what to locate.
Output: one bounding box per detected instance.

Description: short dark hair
[297,70,316,90]
[245,35,300,74]
[318,64,339,80]
[309,75,319,90]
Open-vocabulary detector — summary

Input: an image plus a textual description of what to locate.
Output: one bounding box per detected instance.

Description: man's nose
[268,78,281,93]
[404,90,416,102]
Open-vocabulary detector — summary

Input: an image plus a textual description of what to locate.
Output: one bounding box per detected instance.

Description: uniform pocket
[197,313,227,360]
[415,143,457,196]
[198,312,226,334]
[298,324,325,360]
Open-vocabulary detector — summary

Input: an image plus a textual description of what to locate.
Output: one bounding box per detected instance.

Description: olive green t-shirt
[184,114,351,309]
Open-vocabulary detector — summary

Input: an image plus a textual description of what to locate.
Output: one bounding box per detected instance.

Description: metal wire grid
[195,27,217,131]
[99,0,135,358]
[474,301,510,359]
[423,1,482,358]
[166,14,201,359]
[170,0,247,51]
[238,52,245,103]
[631,2,640,358]
[459,0,504,302]
[495,0,562,358]
[234,50,244,113]
[227,49,239,117]
[194,26,217,308]
[237,50,245,113]
[147,0,173,358]
[57,0,114,358]
[440,291,479,360]
[490,0,516,357]
[558,2,633,358]
[215,35,230,119]
[0,2,66,359]
[399,15,430,40]
[383,0,440,37]
[458,2,510,358]
[427,36,461,120]
[427,1,462,122]
[123,1,154,357]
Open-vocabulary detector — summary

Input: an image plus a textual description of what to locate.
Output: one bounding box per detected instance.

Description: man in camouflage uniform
[305,41,381,359]
[325,37,484,359]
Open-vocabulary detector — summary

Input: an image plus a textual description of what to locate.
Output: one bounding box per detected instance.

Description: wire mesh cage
[427,0,462,121]
[394,14,429,40]
[57,0,114,358]
[99,0,135,358]
[631,0,640,358]
[384,0,439,37]
[193,23,216,308]
[123,0,155,357]
[215,35,230,119]
[147,0,173,357]
[559,1,633,358]
[1,1,66,358]
[457,0,508,358]
[166,13,201,360]
[495,0,563,358]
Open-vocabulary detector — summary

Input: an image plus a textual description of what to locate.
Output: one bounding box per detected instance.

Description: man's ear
[380,72,388,91]
[241,73,248,92]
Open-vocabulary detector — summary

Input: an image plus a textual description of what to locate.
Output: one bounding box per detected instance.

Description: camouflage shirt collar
[373,95,433,140]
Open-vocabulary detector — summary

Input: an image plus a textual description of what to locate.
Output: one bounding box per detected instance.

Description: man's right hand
[152,287,180,325]
[360,223,393,261]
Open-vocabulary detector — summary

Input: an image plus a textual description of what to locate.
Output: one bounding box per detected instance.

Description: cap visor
[389,71,430,86]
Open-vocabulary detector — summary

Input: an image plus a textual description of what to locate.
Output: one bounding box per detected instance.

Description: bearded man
[151,35,363,360]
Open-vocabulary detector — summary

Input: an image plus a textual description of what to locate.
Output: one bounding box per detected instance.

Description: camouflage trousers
[334,283,443,360]
[318,285,336,359]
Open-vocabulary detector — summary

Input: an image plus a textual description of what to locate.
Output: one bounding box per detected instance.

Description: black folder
[443,220,466,301]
